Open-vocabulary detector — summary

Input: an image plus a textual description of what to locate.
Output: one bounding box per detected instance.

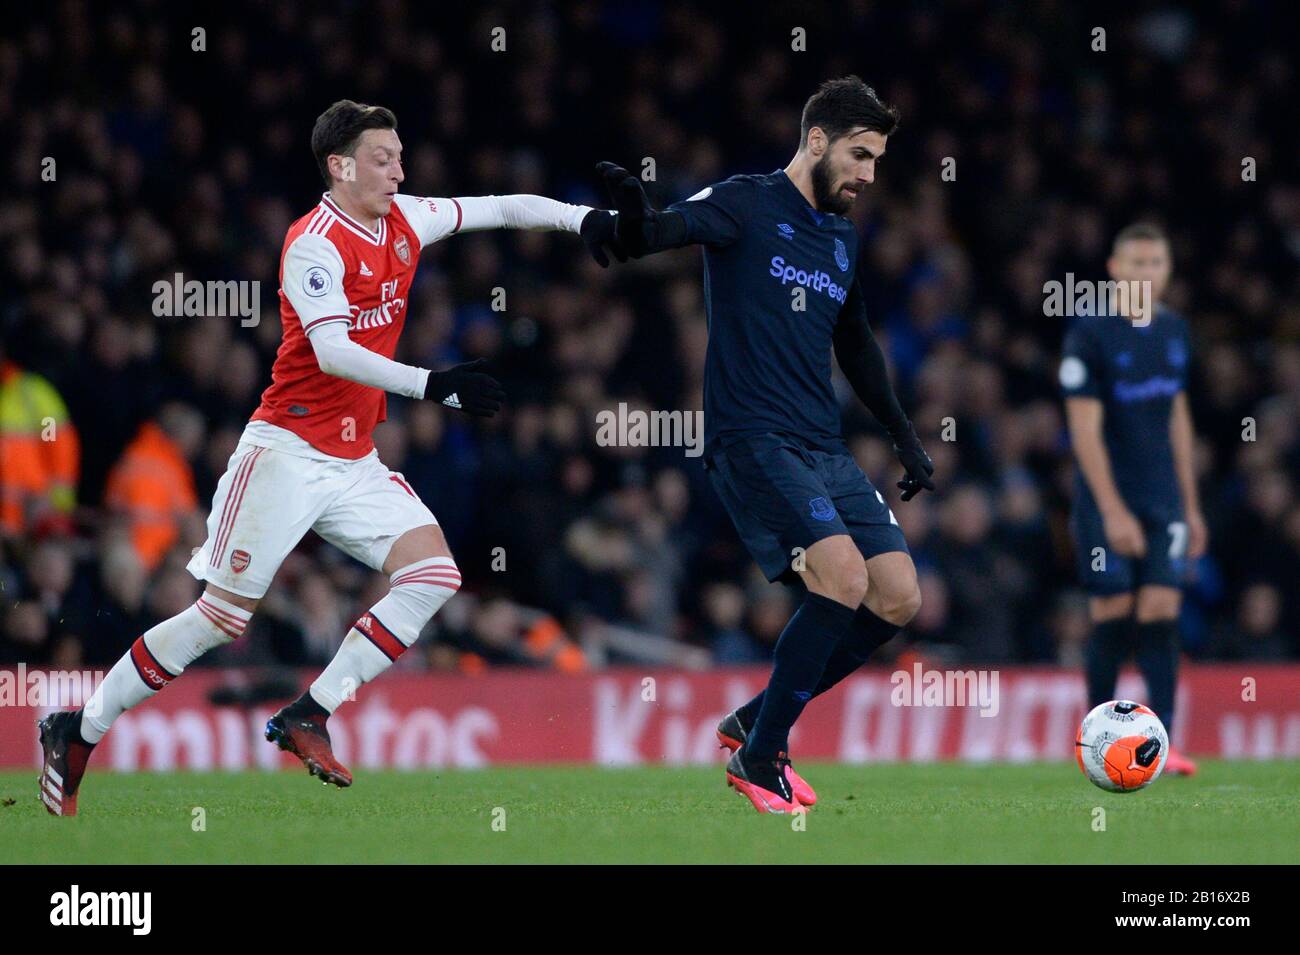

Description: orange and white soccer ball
[1075,700,1169,792]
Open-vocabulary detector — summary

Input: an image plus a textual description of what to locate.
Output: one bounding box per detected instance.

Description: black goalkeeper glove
[893,427,936,501]
[594,161,687,257]
[423,359,505,418]
[580,209,626,268]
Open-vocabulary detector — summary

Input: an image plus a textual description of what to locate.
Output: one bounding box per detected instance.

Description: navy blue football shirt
[1060,304,1191,513]
[668,170,860,455]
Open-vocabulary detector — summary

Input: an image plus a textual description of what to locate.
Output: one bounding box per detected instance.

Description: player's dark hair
[1112,221,1169,253]
[800,76,899,147]
[311,100,398,186]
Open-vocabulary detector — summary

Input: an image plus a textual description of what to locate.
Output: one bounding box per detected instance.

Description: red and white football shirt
[250,192,466,458]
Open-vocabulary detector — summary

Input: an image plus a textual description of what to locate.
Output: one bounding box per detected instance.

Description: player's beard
[811,153,853,215]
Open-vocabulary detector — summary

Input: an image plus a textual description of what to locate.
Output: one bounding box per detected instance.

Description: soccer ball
[1075,700,1169,793]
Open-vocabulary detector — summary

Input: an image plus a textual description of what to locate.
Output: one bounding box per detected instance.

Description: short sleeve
[391,194,463,247]
[667,178,753,248]
[282,233,351,333]
[1060,322,1102,399]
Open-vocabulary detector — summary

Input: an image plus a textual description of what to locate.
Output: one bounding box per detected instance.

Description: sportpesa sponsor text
[768,256,850,304]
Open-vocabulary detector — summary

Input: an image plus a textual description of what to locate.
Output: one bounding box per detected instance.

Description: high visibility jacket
[104,421,198,570]
[0,361,79,535]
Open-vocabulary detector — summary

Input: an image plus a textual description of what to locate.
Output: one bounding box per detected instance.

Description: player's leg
[814,550,920,688]
[727,457,916,733]
[1133,584,1180,728]
[722,533,860,811]
[41,445,318,814]
[1084,592,1135,710]
[1072,499,1137,711]
[1132,520,1197,775]
[74,584,255,744]
[746,531,866,748]
[707,436,855,811]
[728,553,918,738]
[803,456,918,695]
[266,459,460,785]
[302,521,458,715]
[41,582,255,814]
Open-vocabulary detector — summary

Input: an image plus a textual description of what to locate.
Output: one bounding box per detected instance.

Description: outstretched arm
[453,194,591,233]
[833,279,934,500]
[393,191,623,269]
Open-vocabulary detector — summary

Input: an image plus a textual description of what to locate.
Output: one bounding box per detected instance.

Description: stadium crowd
[2,1,1298,675]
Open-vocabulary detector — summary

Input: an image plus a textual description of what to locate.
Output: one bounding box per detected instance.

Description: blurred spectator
[104,403,203,570]
[437,596,587,673]
[703,582,760,664]
[1213,583,1289,661]
[0,350,80,538]
[0,601,49,665]
[0,1,1295,668]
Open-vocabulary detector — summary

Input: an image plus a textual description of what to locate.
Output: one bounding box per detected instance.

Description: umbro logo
[359,261,373,276]
[442,392,462,410]
[777,223,794,240]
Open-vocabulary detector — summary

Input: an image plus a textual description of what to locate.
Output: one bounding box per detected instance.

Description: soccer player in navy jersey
[585,77,934,812]
[1061,222,1205,776]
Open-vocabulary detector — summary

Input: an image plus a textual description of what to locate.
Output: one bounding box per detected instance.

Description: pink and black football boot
[717,709,817,806]
[37,710,96,817]
[265,704,353,788]
[725,746,806,815]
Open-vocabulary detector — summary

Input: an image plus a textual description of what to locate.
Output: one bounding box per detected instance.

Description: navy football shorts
[706,432,909,582]
[1070,501,1189,595]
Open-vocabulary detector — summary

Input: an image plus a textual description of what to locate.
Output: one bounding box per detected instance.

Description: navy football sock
[745,593,855,760]
[1134,618,1179,734]
[1083,617,1130,708]
[734,689,765,732]
[813,605,900,694]
[736,604,899,731]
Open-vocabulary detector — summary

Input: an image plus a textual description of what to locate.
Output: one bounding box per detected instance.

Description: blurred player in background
[1061,223,1205,776]
[588,77,934,813]
[37,99,620,815]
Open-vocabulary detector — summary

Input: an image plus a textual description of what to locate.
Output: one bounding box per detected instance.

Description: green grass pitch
[3,761,1297,864]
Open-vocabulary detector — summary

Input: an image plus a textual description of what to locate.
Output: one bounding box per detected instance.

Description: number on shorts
[1167,521,1188,559]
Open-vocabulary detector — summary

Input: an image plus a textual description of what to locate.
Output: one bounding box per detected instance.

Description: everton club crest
[833,237,849,272]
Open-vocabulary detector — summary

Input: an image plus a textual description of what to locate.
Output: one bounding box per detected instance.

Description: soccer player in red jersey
[38,100,620,814]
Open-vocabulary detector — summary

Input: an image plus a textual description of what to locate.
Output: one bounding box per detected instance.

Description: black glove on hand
[893,427,936,501]
[595,161,656,257]
[423,359,505,418]
[580,209,626,268]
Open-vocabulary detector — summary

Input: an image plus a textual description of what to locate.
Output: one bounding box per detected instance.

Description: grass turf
[2,760,1296,864]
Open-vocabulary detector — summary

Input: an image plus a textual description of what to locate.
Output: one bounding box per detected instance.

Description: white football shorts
[186,440,438,599]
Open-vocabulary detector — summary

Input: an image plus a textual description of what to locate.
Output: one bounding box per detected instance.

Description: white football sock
[310,557,461,712]
[81,593,251,743]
